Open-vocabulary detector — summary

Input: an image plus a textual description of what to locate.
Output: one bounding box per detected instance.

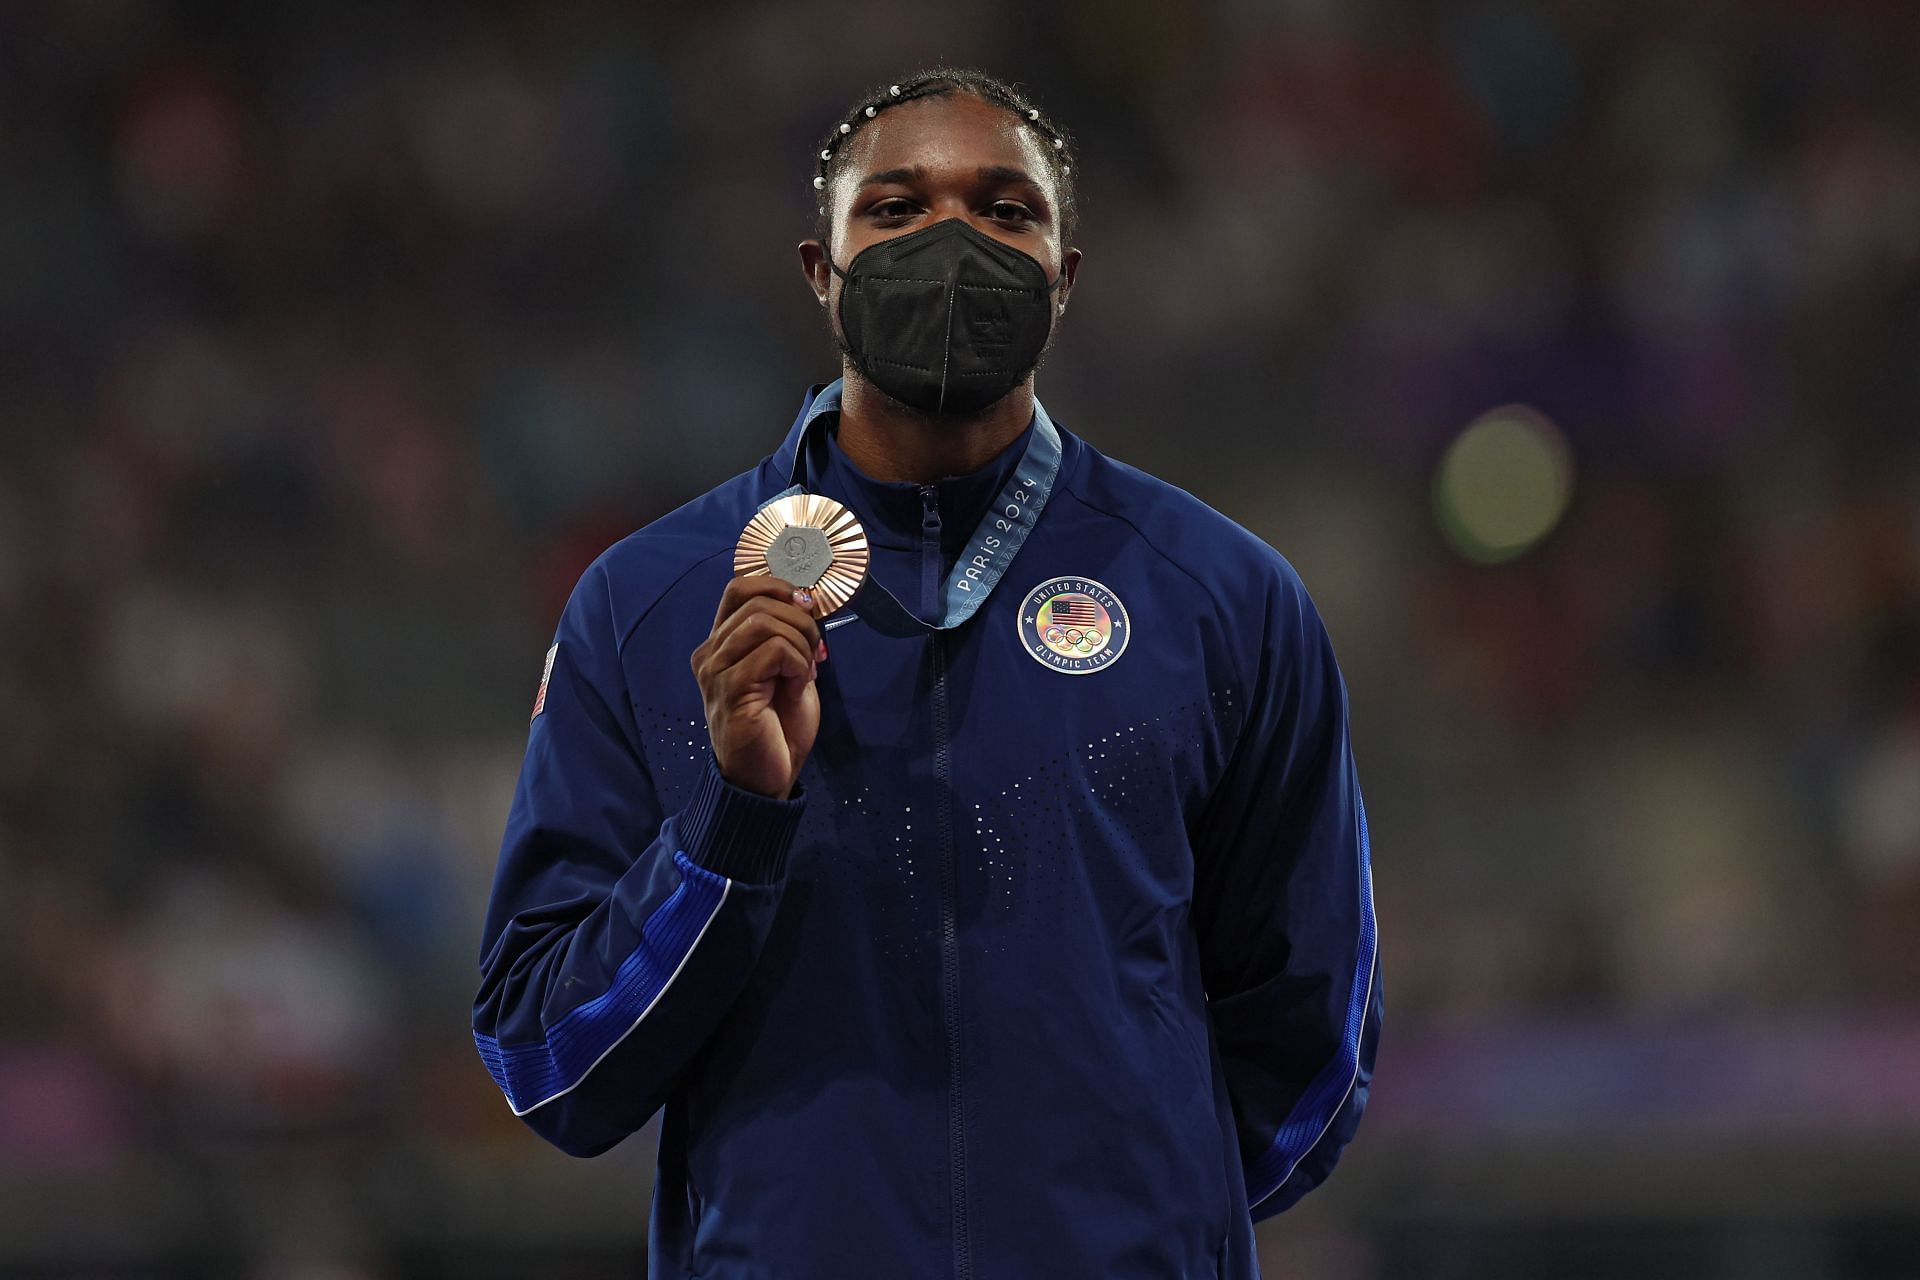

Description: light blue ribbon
[763,380,1063,635]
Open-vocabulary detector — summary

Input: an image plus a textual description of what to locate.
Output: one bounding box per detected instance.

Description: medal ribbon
[761,380,1063,637]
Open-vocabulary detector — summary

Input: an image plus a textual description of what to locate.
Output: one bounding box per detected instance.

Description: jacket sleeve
[471,558,806,1157]
[1192,561,1381,1221]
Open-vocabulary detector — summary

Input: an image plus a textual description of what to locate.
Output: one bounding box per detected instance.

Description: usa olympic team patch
[1019,576,1129,675]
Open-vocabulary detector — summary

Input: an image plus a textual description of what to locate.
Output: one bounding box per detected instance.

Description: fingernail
[792,587,815,610]
[816,638,828,661]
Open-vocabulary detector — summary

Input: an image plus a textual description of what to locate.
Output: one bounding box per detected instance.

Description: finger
[715,634,816,696]
[692,594,819,683]
[706,617,816,688]
[714,573,808,630]
[699,612,817,680]
[709,593,822,653]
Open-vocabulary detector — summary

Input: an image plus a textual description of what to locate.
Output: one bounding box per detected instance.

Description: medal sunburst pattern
[733,493,870,618]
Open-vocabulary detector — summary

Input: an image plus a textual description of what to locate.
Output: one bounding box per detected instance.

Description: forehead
[836,92,1054,191]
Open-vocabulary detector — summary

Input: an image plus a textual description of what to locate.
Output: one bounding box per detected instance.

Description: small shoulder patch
[531,643,558,720]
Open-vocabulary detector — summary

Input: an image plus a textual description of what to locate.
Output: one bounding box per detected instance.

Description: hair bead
[812,176,826,189]
[865,105,877,117]
[820,149,831,160]
[890,85,902,95]
[1028,109,1039,120]
[840,122,852,134]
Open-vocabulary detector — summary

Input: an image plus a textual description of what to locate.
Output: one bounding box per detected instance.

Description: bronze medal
[733,494,870,619]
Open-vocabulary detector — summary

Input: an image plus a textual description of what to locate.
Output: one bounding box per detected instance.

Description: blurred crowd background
[3,0,1918,1276]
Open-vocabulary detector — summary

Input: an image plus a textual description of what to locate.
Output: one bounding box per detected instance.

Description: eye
[869,197,918,219]
[988,200,1035,223]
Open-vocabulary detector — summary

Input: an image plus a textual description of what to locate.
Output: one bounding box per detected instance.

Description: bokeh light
[1432,404,1575,563]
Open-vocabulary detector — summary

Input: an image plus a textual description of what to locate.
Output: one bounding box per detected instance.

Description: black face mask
[829,218,1065,418]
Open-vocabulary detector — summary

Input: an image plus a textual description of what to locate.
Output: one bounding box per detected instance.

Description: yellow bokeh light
[1433,405,1575,564]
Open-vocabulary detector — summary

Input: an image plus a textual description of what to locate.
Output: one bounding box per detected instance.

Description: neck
[834,370,1035,483]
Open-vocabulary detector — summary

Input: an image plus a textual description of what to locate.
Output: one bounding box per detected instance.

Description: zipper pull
[917,483,943,623]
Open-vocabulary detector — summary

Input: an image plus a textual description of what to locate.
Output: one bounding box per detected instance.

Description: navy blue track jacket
[473,380,1382,1278]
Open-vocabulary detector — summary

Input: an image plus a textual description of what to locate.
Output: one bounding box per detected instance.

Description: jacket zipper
[921,484,971,1280]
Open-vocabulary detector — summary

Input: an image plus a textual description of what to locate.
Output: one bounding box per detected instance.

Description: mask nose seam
[937,247,960,415]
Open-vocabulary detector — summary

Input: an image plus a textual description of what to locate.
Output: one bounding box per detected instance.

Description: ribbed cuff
[677,757,806,883]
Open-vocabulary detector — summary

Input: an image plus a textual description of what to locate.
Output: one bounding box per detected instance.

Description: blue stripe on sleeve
[474,850,731,1116]
[1245,789,1377,1210]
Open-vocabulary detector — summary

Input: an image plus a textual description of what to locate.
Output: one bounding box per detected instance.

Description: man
[472,68,1381,1279]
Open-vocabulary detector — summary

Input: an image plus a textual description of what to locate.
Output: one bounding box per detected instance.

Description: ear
[797,239,832,307]
[1056,246,1083,316]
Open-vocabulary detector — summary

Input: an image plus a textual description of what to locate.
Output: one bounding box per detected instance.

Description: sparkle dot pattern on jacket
[631,685,1241,968]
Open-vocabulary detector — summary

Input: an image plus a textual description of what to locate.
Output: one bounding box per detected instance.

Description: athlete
[473,68,1381,1278]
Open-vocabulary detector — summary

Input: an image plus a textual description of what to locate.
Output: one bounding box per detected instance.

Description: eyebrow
[976,164,1040,188]
[855,164,1045,190]
[857,165,924,189]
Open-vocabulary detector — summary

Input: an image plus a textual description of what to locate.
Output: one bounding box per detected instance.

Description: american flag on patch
[1048,595,1103,627]
[531,643,557,720]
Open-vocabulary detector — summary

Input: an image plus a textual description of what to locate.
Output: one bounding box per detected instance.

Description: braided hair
[812,67,1078,250]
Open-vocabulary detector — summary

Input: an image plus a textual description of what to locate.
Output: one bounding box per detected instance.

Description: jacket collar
[773,377,1042,552]
[771,378,848,484]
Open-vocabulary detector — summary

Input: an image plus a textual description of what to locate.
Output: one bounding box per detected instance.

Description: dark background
[2,1,1917,1276]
